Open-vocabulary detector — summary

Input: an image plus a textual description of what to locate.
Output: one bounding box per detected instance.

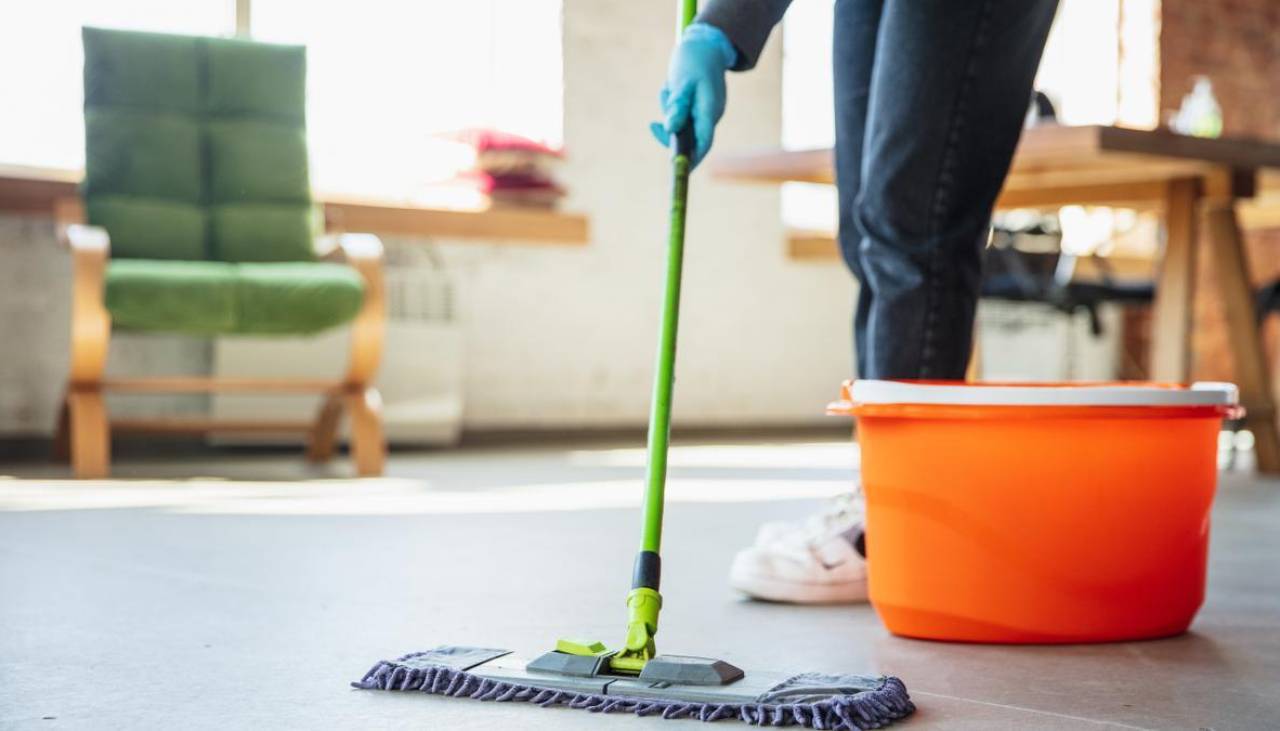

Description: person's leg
[856,0,1059,379]
[832,0,884,378]
[727,0,886,606]
[731,0,1060,605]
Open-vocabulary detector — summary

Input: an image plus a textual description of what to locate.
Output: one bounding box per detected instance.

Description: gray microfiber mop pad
[353,649,914,729]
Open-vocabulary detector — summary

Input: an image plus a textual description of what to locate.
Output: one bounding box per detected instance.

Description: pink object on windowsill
[445,128,563,157]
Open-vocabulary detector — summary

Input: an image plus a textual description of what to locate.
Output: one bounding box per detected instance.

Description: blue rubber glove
[649,23,738,169]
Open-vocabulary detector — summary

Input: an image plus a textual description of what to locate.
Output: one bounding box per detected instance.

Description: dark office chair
[982,227,1155,337]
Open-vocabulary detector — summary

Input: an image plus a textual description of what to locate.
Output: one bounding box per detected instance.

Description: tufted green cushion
[105,260,363,335]
[82,28,204,264]
[82,28,200,114]
[204,113,314,262]
[206,120,311,204]
[205,37,306,123]
[83,109,203,202]
[210,203,319,262]
[106,259,237,334]
[234,262,365,335]
[87,197,207,260]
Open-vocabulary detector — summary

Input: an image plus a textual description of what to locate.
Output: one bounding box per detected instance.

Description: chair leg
[53,392,71,463]
[966,320,983,382]
[346,386,386,477]
[306,392,345,463]
[68,388,110,479]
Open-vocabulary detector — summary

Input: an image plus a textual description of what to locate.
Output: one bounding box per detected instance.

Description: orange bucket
[829,380,1240,644]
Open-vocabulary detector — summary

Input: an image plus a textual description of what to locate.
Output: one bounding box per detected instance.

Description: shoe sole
[729,572,869,605]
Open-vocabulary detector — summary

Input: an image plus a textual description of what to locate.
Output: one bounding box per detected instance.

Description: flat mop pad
[353,647,914,729]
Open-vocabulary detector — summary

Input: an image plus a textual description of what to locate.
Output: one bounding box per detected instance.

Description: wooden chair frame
[51,198,389,478]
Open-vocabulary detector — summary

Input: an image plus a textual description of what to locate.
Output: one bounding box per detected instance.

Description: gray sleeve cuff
[695,0,794,71]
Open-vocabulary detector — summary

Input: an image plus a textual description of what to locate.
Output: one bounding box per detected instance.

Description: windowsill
[0,164,589,245]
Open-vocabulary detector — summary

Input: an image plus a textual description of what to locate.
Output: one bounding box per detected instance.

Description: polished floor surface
[2,438,1277,729]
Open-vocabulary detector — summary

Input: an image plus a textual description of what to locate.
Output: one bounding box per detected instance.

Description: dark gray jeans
[833,0,1058,378]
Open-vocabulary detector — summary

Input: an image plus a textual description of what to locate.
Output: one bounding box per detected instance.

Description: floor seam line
[910,690,1156,730]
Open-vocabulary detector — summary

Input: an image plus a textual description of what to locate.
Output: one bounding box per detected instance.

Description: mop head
[353,647,914,729]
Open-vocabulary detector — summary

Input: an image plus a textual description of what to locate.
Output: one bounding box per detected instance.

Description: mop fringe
[353,652,914,729]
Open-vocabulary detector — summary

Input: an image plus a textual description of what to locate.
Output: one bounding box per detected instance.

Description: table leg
[1151,178,1200,382]
[966,320,983,382]
[1203,202,1280,474]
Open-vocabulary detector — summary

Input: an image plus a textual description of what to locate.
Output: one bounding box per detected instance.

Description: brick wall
[1159,0,1280,381]
[1160,0,1280,139]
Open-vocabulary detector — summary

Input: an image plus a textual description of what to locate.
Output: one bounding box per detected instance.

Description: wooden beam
[711,127,1280,231]
[1094,125,1280,171]
[996,180,1169,210]
[1238,196,1280,231]
[324,198,589,244]
[102,377,341,393]
[0,164,78,213]
[1068,254,1156,281]
[787,231,844,261]
[111,418,313,434]
[1150,178,1201,382]
[711,147,835,185]
[786,229,1155,279]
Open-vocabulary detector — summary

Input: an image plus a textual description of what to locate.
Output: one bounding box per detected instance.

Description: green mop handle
[621,0,698,666]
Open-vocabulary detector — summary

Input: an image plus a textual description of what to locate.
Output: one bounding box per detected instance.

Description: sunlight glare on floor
[0,473,849,516]
[568,441,858,470]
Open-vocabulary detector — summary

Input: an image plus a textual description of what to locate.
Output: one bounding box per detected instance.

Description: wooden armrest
[61,223,111,258]
[320,233,386,386]
[55,195,109,264]
[338,232,384,264]
[61,205,111,385]
[318,232,383,264]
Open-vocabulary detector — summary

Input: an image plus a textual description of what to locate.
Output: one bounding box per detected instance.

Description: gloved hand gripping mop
[353,2,914,726]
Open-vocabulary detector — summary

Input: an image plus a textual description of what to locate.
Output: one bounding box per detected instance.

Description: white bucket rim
[849,380,1239,407]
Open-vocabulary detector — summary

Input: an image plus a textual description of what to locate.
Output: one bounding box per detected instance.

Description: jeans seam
[920,0,995,378]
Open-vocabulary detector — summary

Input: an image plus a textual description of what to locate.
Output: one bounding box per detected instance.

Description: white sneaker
[753,491,864,548]
[729,492,869,605]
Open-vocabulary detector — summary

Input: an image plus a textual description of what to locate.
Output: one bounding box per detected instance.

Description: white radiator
[975,301,1120,381]
[211,246,464,446]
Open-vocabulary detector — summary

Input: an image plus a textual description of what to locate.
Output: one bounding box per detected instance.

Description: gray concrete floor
[1,437,1277,730]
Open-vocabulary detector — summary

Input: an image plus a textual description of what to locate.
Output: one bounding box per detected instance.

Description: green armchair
[54,27,387,478]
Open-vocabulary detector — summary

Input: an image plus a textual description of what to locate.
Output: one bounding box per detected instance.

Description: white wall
[0,0,857,436]
[437,0,853,428]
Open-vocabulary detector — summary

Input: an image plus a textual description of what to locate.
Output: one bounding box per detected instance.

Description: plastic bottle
[1171,76,1223,138]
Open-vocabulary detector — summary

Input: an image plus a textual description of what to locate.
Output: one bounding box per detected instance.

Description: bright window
[780,0,837,233]
[252,0,563,205]
[0,0,564,207]
[0,0,233,170]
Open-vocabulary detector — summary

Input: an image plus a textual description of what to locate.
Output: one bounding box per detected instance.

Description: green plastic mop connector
[610,587,662,673]
[553,638,610,656]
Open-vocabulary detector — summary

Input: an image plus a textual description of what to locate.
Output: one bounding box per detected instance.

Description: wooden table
[714,124,1280,473]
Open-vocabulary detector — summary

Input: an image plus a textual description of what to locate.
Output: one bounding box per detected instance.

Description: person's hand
[649,23,738,169]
